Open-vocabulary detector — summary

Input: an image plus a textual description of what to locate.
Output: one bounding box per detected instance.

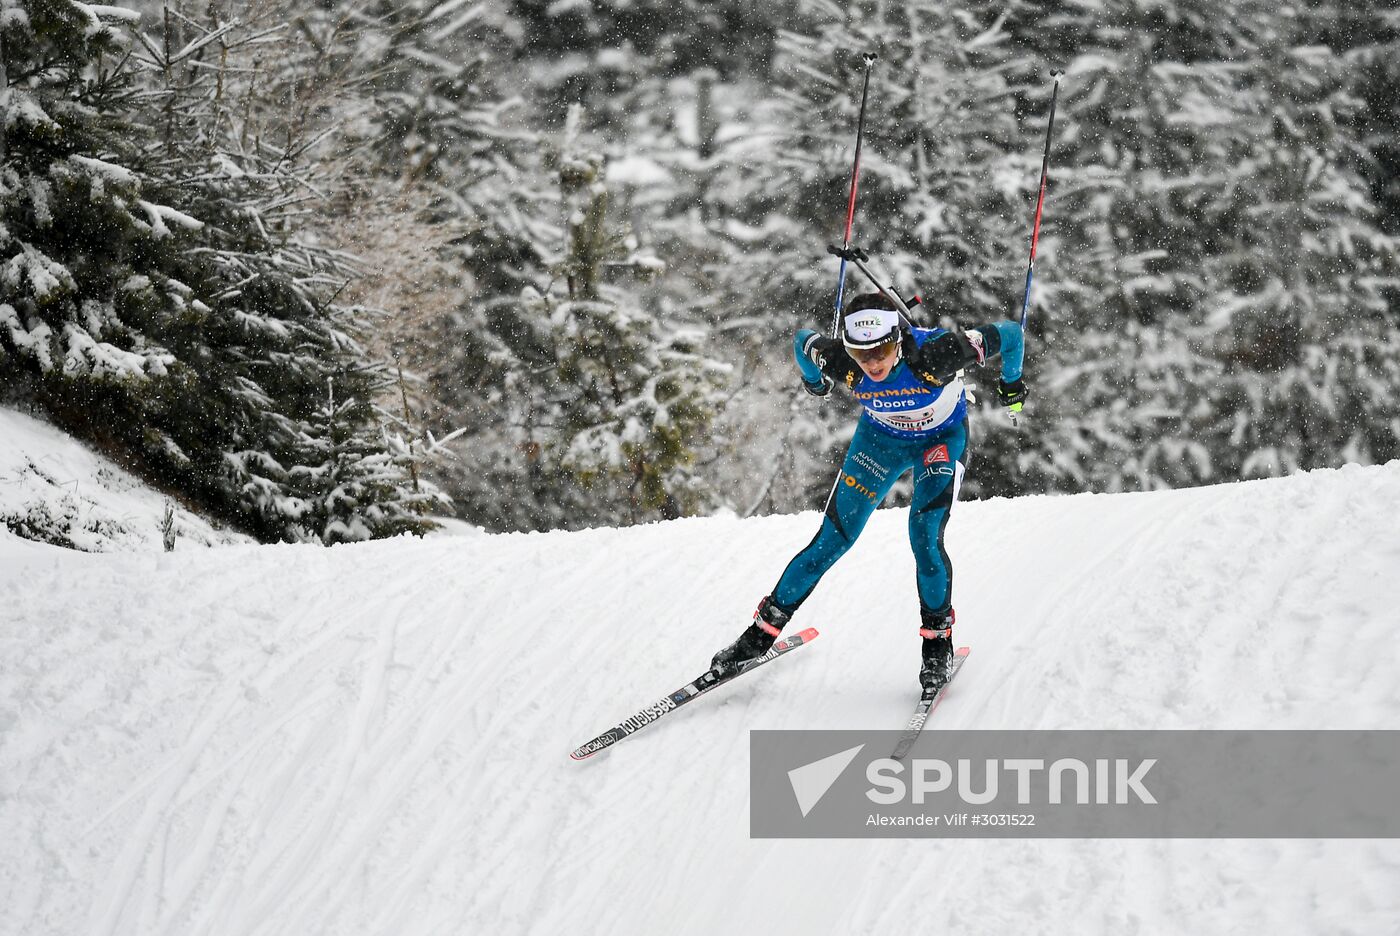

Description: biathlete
[710,292,1026,691]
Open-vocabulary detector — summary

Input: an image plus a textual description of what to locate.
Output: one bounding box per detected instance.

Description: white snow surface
[0,405,251,551]
[3,459,1400,934]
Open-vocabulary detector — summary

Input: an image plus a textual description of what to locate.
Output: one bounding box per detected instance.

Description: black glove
[997,378,1028,415]
[800,334,841,397]
[805,335,843,369]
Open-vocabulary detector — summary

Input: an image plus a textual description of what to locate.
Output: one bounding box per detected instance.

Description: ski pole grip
[826,244,868,262]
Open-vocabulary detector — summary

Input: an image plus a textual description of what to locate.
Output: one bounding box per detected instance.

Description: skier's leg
[907,420,969,690]
[770,419,904,611]
[711,421,905,673]
[907,420,969,613]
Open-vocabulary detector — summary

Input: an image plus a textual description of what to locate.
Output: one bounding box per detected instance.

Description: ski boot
[918,606,955,693]
[710,596,792,677]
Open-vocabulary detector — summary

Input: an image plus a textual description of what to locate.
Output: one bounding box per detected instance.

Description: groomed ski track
[4,462,1400,935]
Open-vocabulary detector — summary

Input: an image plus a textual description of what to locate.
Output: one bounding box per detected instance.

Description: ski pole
[1017,70,1063,330]
[828,244,914,324]
[831,53,877,337]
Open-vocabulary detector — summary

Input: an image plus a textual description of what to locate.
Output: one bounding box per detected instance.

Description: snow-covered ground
[0,405,252,552]
[3,454,1400,934]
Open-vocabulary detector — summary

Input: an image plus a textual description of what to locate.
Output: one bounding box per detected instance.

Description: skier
[710,292,1025,691]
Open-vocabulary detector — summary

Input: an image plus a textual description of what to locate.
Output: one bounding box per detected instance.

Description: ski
[891,646,970,760]
[570,627,820,761]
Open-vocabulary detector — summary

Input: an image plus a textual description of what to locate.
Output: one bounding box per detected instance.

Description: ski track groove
[178,613,333,936]
[235,574,434,936]
[124,560,422,936]
[88,653,270,936]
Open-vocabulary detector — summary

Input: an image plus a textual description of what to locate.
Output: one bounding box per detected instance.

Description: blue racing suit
[771,321,1024,616]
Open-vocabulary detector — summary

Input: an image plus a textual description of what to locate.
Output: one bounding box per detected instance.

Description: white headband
[842,308,901,349]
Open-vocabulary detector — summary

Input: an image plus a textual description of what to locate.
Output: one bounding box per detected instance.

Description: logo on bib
[923,445,950,466]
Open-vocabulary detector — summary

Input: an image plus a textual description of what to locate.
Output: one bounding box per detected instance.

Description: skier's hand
[997,377,1028,417]
[803,333,843,369]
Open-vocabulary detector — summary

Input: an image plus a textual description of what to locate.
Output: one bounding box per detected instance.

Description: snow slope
[3,461,1400,935]
[0,406,252,552]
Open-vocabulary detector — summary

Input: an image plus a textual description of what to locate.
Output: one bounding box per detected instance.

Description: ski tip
[570,736,613,761]
[794,626,820,642]
[955,646,971,657]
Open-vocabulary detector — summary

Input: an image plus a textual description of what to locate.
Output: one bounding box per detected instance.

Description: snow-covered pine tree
[1342,8,1400,443]
[262,1,568,528]
[552,57,783,517]
[1344,7,1400,234]
[1005,1,1400,490]
[281,5,730,531]
[1,0,436,541]
[454,109,729,530]
[137,2,450,539]
[556,113,729,524]
[1198,9,1400,477]
[288,372,447,544]
[1,1,176,399]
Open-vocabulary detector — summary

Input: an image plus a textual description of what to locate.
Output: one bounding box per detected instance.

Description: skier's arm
[908,320,1027,397]
[990,321,1024,382]
[971,321,1027,412]
[793,329,855,396]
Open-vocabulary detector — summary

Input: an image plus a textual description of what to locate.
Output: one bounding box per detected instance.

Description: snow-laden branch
[136,200,205,239]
